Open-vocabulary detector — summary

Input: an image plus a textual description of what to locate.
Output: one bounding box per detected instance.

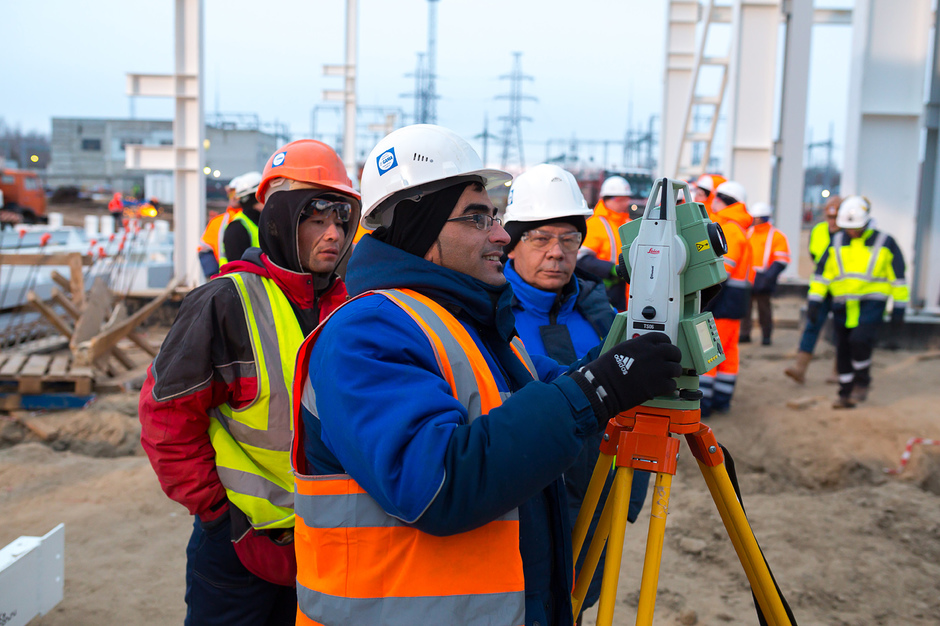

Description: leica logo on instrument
[647,248,661,254]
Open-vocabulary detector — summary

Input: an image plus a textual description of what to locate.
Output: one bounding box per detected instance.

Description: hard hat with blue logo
[360,124,512,229]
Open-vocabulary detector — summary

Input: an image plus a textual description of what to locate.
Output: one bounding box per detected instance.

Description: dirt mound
[0,394,142,457]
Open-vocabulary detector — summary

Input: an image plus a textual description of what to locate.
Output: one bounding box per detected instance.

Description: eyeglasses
[520,229,582,252]
[300,198,352,223]
[446,213,502,231]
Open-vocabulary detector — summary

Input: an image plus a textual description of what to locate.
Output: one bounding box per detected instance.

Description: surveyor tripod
[570,401,794,625]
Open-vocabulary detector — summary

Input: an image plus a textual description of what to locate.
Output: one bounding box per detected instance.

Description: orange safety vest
[714,202,753,289]
[291,288,533,626]
[747,221,790,282]
[583,200,631,307]
[201,207,241,262]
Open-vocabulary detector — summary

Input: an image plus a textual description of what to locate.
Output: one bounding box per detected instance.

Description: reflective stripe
[296,489,519,529]
[839,373,855,383]
[727,278,750,288]
[864,232,888,279]
[851,359,872,370]
[216,466,294,509]
[297,587,525,626]
[510,337,537,378]
[599,217,616,263]
[713,381,735,394]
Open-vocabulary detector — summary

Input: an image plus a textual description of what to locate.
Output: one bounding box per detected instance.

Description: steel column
[842,0,931,281]
[774,0,813,278]
[724,0,781,206]
[660,0,699,178]
[914,1,940,312]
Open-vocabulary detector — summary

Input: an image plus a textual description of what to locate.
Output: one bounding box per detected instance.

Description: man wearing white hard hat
[578,175,635,310]
[502,164,651,622]
[741,202,790,345]
[807,196,908,408]
[219,170,263,265]
[290,126,682,626]
[699,180,753,416]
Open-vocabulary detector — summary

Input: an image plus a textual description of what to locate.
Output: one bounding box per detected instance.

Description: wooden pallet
[0,352,93,394]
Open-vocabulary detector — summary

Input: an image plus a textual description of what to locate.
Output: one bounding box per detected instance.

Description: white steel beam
[774,0,813,278]
[126,0,205,288]
[660,0,700,178]
[842,0,930,288]
[343,0,358,175]
[914,2,940,313]
[0,524,64,626]
[724,0,781,206]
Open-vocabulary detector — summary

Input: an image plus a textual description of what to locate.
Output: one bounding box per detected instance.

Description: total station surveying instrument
[571,178,795,625]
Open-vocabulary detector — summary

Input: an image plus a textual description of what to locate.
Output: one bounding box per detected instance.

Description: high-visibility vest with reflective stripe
[201,207,240,262]
[715,204,752,289]
[808,229,909,327]
[747,222,790,278]
[291,288,533,626]
[219,211,260,265]
[207,272,302,530]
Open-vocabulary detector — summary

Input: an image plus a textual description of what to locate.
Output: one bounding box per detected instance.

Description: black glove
[806,300,821,325]
[569,332,683,426]
[891,306,905,330]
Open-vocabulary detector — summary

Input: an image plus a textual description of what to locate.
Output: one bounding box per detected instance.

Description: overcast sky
[3,0,853,170]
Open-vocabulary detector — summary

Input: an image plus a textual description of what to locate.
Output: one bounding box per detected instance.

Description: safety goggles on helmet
[520,229,582,252]
[716,192,738,207]
[300,197,352,223]
[445,213,502,231]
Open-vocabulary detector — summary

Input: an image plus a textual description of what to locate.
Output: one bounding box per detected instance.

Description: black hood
[259,188,361,289]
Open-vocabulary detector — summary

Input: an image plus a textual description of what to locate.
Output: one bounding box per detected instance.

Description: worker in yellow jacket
[807,196,907,408]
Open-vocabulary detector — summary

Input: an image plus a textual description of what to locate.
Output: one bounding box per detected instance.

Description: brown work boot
[851,385,869,403]
[784,351,812,384]
[832,396,857,409]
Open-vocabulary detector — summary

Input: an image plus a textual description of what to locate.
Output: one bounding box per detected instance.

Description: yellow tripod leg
[571,485,614,618]
[698,460,791,626]
[635,472,672,625]
[595,465,634,626]
[572,451,615,562]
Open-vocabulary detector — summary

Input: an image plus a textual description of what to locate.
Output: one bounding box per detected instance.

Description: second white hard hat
[233,171,262,200]
[715,180,747,206]
[504,164,592,225]
[599,175,632,198]
[748,202,772,219]
[360,124,511,229]
[836,195,871,229]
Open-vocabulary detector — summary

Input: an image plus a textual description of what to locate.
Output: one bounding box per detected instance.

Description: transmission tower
[497,52,536,169]
[474,113,499,166]
[401,53,430,124]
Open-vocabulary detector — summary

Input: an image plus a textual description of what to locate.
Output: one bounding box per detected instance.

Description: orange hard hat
[257,139,360,204]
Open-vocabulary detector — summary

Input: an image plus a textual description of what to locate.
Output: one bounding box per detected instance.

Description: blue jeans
[798,294,832,354]
[185,514,296,626]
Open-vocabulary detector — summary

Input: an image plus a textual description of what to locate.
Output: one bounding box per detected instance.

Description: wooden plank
[94,362,151,393]
[0,253,93,266]
[9,335,69,356]
[0,394,22,410]
[76,276,182,365]
[50,287,81,320]
[47,355,70,377]
[50,270,71,293]
[0,353,27,376]
[127,330,158,357]
[27,291,74,338]
[68,252,85,308]
[20,355,52,376]
[0,354,8,370]
[19,377,43,394]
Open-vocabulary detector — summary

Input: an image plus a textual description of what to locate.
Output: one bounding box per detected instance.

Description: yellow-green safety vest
[219,211,261,265]
[808,229,908,328]
[208,271,302,530]
[808,221,833,265]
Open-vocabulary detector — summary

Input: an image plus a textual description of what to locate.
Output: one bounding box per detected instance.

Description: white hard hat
[360,124,512,229]
[748,202,772,219]
[599,175,632,198]
[504,164,592,225]
[695,174,716,192]
[233,171,262,200]
[836,195,871,229]
[715,180,747,206]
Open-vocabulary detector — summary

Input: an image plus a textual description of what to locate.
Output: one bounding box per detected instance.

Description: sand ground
[2,295,940,625]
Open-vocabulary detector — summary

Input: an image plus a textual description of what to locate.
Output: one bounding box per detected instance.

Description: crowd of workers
[137,124,908,625]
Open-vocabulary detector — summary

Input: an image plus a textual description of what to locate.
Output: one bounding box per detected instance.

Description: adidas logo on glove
[614,354,635,375]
